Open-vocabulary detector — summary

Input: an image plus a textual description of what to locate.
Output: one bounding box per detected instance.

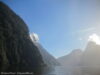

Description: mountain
[0,2,46,75]
[58,41,100,75]
[30,33,60,67]
[82,41,100,66]
[58,49,82,67]
[81,41,100,75]
[58,49,82,75]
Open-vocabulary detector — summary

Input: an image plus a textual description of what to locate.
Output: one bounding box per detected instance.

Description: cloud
[30,33,39,42]
[88,33,100,45]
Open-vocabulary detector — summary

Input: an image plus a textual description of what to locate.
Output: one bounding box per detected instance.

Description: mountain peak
[88,41,97,45]
[85,41,100,51]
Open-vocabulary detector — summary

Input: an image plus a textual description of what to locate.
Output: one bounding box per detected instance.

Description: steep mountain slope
[0,2,45,75]
[30,33,59,67]
[81,41,100,75]
[82,41,100,66]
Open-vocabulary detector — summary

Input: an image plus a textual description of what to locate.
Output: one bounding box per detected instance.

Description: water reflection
[42,66,66,75]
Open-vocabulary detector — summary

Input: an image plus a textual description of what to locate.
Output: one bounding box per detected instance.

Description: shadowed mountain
[0,2,46,75]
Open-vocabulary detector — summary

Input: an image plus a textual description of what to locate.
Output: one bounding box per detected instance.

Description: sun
[88,33,100,45]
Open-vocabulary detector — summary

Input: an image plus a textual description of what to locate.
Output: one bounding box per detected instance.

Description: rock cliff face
[0,2,45,75]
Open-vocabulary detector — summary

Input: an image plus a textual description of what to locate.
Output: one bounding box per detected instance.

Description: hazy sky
[1,0,100,58]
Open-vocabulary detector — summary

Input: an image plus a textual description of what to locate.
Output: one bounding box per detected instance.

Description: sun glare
[88,33,100,45]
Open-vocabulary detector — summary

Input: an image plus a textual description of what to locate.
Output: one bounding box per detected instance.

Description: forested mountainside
[0,2,45,75]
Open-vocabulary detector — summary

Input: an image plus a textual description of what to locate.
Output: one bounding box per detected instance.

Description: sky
[1,0,100,58]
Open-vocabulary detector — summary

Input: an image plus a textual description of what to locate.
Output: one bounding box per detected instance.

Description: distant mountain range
[58,41,100,75]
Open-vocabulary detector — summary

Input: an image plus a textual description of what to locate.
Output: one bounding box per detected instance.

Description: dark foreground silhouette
[0,2,46,75]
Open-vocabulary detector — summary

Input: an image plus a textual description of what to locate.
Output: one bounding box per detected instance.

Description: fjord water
[43,66,67,75]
